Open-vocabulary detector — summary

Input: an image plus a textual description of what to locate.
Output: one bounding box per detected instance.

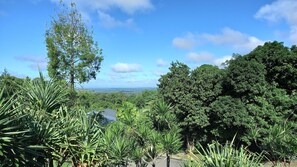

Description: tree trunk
[49,158,54,167]
[166,153,170,167]
[152,162,156,167]
[135,160,139,167]
[70,70,75,91]
[70,51,75,92]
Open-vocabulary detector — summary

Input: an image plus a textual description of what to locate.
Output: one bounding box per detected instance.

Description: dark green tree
[246,41,297,92]
[46,2,103,91]
[158,61,197,146]
[191,64,225,106]
[225,55,267,99]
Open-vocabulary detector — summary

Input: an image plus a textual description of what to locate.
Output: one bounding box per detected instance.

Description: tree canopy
[46,2,103,90]
[158,41,297,157]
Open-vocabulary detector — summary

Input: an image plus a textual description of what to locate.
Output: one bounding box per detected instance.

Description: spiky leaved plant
[0,88,43,166]
[185,136,264,167]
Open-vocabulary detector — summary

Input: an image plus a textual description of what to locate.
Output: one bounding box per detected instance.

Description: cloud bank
[111,63,142,73]
[15,56,47,71]
[172,28,265,52]
[255,0,297,44]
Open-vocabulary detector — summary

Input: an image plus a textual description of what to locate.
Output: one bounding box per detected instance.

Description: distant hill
[82,87,157,94]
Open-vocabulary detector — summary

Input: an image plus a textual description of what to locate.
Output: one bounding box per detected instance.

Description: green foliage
[226,56,267,97]
[0,69,25,99]
[158,41,297,161]
[191,64,225,105]
[74,90,157,112]
[209,96,252,143]
[46,2,103,90]
[247,41,297,92]
[257,122,297,165]
[20,72,68,113]
[0,88,43,166]
[148,100,176,131]
[185,137,264,167]
[158,61,209,145]
[117,102,138,121]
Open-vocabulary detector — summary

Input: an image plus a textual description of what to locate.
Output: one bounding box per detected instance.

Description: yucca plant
[131,146,148,167]
[103,122,133,166]
[144,130,162,167]
[149,100,176,131]
[20,72,68,113]
[0,88,43,166]
[75,109,104,166]
[261,122,297,166]
[185,136,264,167]
[161,126,182,167]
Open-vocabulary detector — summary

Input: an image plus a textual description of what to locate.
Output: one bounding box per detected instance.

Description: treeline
[158,41,297,161]
[0,41,296,166]
[0,72,182,166]
[0,70,157,112]
[75,89,157,111]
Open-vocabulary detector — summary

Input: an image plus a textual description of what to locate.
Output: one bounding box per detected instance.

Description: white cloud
[156,59,168,67]
[185,51,233,68]
[255,0,297,44]
[51,0,153,14]
[213,55,232,67]
[172,33,195,50]
[201,27,265,51]
[187,51,214,63]
[111,63,142,73]
[98,11,134,28]
[15,56,47,71]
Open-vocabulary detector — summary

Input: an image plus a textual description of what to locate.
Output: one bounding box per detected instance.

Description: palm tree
[150,100,176,132]
[160,127,182,167]
[131,146,148,167]
[145,130,162,167]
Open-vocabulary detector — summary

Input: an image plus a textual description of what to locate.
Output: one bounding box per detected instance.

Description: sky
[0,0,296,88]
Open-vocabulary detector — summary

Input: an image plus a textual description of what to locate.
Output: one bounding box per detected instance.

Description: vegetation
[46,2,103,91]
[1,1,297,165]
[158,41,297,164]
[185,137,264,167]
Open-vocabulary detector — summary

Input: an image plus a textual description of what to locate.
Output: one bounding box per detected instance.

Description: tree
[46,2,103,91]
[158,62,195,146]
[225,56,267,98]
[191,64,225,106]
[160,127,182,167]
[246,41,297,92]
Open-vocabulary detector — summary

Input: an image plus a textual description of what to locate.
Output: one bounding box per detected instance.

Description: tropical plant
[259,122,297,166]
[149,100,176,131]
[145,130,162,167]
[104,122,132,166]
[161,127,182,167]
[185,137,264,167]
[0,88,42,166]
[20,72,68,113]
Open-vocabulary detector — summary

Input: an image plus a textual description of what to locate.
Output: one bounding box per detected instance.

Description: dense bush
[158,41,297,162]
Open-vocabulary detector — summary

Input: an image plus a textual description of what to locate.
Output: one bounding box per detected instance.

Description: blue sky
[0,0,296,88]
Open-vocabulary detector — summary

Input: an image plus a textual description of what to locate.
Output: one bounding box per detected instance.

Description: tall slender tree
[46,2,103,91]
